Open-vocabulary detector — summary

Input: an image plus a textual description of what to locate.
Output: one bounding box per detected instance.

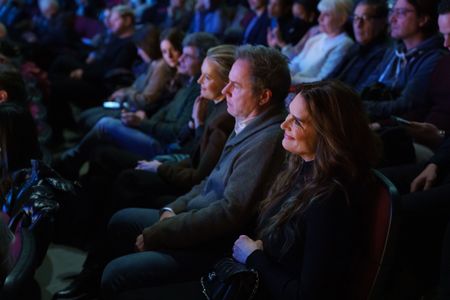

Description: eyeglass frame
[388,8,416,18]
[350,14,384,23]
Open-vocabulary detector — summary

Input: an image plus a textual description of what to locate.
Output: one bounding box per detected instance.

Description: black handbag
[200,257,260,300]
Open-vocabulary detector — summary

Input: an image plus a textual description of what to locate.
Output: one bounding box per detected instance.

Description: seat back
[352,169,398,299]
[0,212,37,300]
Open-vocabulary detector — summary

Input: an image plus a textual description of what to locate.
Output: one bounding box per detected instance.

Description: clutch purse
[200,257,260,300]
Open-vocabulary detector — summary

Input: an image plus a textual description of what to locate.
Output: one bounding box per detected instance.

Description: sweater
[138,77,200,143]
[289,32,354,85]
[363,35,446,120]
[142,104,286,250]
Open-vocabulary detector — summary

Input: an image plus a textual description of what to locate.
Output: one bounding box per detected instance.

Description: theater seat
[352,170,399,299]
[0,212,40,300]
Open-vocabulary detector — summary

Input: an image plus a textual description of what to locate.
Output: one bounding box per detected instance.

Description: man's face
[222,59,262,121]
[268,0,284,18]
[177,46,202,77]
[352,4,387,45]
[110,11,130,35]
[389,0,422,40]
[438,13,450,50]
[248,0,265,12]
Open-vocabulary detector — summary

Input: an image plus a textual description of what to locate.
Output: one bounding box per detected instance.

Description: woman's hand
[121,110,146,127]
[135,160,162,173]
[109,89,126,101]
[232,235,263,264]
[191,96,208,128]
[410,163,439,192]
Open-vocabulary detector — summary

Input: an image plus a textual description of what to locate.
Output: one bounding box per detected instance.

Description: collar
[234,116,257,135]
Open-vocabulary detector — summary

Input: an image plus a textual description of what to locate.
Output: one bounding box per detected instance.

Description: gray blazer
[142,104,287,250]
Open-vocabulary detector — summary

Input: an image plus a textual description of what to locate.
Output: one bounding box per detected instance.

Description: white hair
[317,0,353,17]
[38,0,59,12]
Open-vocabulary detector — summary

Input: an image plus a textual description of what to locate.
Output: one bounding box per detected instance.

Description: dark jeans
[101,208,222,299]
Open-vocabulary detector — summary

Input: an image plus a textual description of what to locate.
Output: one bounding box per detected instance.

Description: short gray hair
[182,32,219,62]
[235,45,291,105]
[112,5,135,24]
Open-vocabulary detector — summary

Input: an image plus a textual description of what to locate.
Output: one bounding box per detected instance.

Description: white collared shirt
[234,116,257,135]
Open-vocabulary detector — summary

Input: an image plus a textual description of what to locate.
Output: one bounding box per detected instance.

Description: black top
[246,162,365,299]
[83,35,137,82]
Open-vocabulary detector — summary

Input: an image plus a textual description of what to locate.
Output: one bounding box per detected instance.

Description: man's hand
[121,110,146,127]
[159,210,175,221]
[70,68,84,80]
[135,234,145,252]
[410,163,439,192]
[404,122,443,149]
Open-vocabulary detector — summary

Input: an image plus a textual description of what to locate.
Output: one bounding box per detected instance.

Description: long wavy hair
[257,80,381,256]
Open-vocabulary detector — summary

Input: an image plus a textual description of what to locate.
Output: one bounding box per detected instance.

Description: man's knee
[95,117,121,136]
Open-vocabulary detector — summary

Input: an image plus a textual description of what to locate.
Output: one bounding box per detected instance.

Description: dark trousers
[80,147,178,267]
[101,208,222,299]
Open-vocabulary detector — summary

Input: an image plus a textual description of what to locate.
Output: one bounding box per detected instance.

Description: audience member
[380,4,450,297]
[46,5,138,141]
[159,0,192,31]
[189,0,227,38]
[242,0,271,45]
[267,0,318,49]
[288,0,354,84]
[23,0,77,67]
[78,26,182,131]
[327,0,389,92]
[232,80,380,299]
[292,0,318,21]
[362,0,445,121]
[0,64,28,105]
[266,0,306,48]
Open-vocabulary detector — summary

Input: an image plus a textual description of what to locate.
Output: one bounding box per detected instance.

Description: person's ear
[0,90,8,103]
[125,16,133,27]
[259,89,272,106]
[418,15,430,29]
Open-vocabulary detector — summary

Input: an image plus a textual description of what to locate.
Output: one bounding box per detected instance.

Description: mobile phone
[103,101,121,109]
[390,115,412,126]
[122,101,137,112]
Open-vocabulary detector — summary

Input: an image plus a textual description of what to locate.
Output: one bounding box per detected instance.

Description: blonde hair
[205,45,236,83]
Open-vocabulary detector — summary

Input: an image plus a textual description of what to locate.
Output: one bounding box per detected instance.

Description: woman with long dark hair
[232,80,381,299]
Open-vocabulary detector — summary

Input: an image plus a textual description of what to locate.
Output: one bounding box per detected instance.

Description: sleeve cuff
[159,207,175,216]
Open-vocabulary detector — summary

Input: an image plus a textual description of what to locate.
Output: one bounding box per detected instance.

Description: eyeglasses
[350,14,380,23]
[388,8,416,18]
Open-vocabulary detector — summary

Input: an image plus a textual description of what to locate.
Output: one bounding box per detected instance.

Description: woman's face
[318,10,345,36]
[160,39,181,68]
[281,94,318,161]
[197,58,226,100]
